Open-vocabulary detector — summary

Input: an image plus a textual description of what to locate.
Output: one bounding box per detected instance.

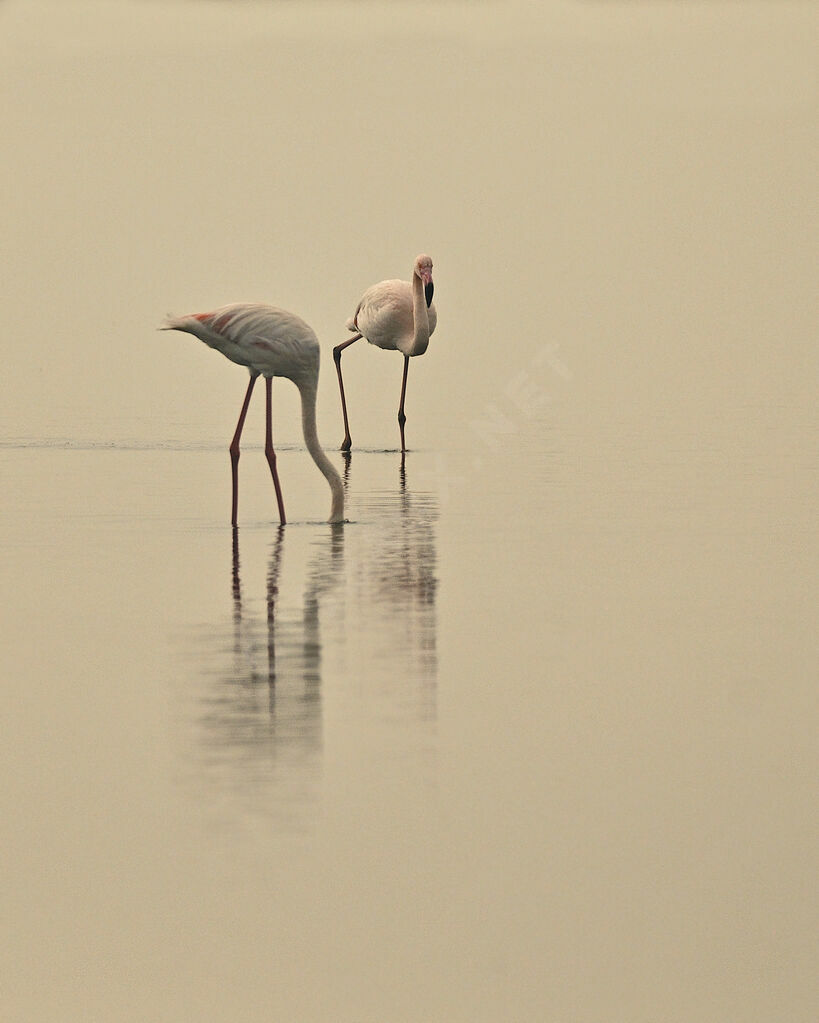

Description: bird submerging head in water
[160,304,344,526]
[333,254,437,453]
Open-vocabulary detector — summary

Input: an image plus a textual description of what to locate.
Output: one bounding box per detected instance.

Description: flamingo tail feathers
[159,315,187,331]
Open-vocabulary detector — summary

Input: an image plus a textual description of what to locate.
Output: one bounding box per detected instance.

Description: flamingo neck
[299,383,345,523]
[409,271,431,356]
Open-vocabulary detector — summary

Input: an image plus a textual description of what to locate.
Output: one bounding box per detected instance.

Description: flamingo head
[414,253,434,307]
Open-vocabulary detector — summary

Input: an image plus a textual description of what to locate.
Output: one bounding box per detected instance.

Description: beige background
[1,2,816,1021]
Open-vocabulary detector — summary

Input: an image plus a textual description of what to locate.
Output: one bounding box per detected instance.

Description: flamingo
[160,304,344,526]
[334,254,437,452]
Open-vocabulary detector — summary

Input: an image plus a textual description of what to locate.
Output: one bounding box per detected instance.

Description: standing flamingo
[160,304,344,526]
[334,254,437,452]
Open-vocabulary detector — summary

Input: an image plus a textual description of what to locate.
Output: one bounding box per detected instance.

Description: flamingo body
[160,303,344,525]
[348,279,437,357]
[163,303,320,382]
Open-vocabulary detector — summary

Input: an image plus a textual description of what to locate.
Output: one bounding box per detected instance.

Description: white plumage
[347,278,438,356]
[162,304,319,380]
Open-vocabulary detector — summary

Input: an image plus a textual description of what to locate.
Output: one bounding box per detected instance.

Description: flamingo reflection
[187,525,344,823]
[182,456,438,826]
[340,455,438,722]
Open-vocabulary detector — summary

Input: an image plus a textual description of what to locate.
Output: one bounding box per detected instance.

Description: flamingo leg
[264,377,287,525]
[333,333,362,451]
[398,354,410,453]
[229,374,258,527]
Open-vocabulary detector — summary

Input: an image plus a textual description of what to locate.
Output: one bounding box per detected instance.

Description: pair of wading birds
[161,254,436,526]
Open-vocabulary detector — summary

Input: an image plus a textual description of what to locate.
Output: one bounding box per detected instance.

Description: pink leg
[398,355,410,453]
[333,333,362,451]
[229,374,257,527]
[265,377,287,525]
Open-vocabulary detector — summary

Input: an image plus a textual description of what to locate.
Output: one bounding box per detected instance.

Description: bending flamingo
[160,304,344,526]
[334,254,437,452]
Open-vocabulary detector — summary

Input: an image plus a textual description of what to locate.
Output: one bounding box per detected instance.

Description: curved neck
[410,271,431,355]
[299,383,345,523]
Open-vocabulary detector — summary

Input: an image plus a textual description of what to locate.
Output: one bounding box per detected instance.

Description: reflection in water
[182,454,438,827]
[232,525,344,755]
[186,525,344,828]
[344,454,439,723]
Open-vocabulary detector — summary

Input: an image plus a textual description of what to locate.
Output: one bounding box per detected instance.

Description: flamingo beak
[423,273,434,307]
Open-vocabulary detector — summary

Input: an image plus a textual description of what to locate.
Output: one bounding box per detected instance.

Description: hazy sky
[0,0,814,446]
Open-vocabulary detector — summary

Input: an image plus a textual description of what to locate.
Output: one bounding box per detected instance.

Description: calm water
[1,2,816,1021]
